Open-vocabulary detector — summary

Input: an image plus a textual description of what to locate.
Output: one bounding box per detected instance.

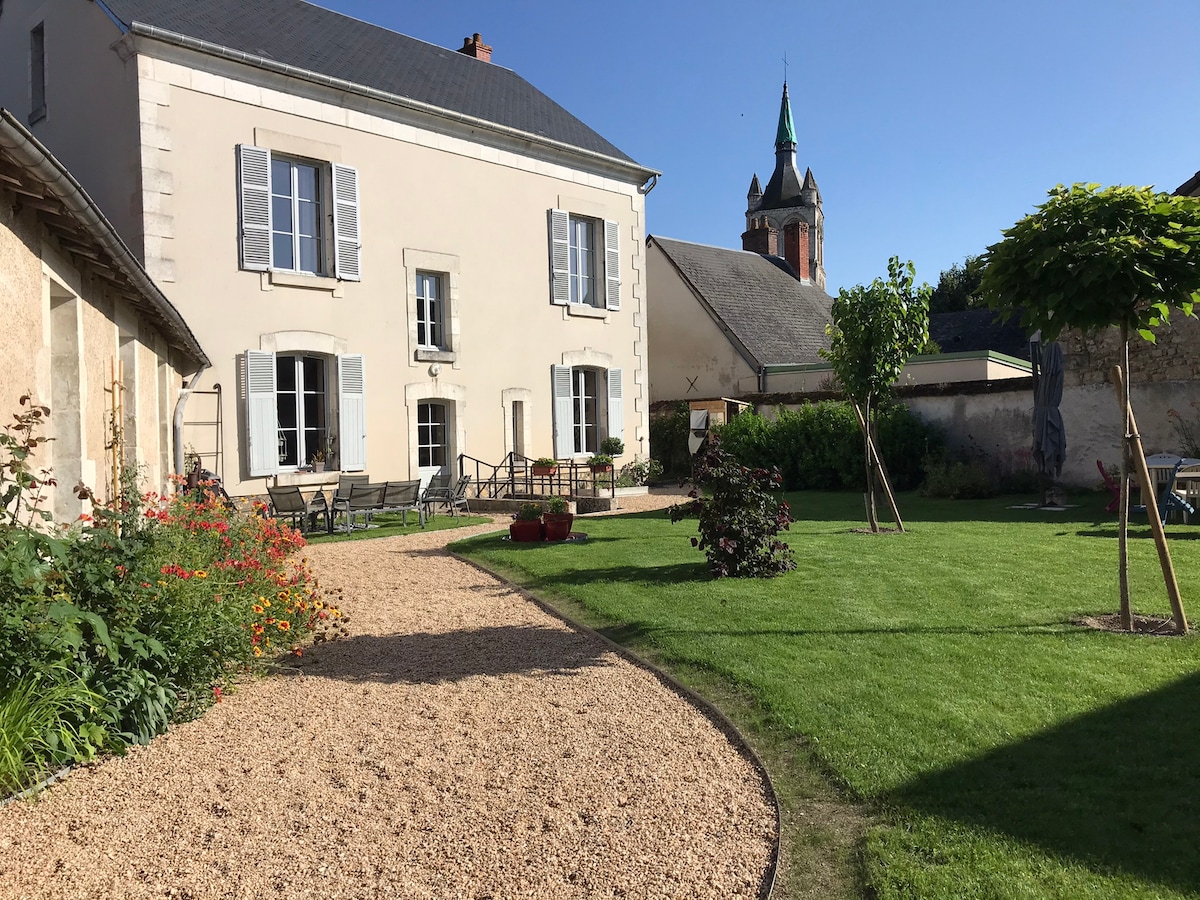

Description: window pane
[295,164,318,201]
[419,447,431,468]
[301,356,325,390]
[273,233,294,270]
[272,195,293,231]
[278,429,298,467]
[271,159,291,193]
[298,236,320,274]
[276,356,296,392]
[298,199,319,238]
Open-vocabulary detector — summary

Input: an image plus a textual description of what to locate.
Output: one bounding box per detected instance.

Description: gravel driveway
[0,497,775,900]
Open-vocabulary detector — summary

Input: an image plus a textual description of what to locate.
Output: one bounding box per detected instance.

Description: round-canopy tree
[822,256,931,533]
[981,183,1200,632]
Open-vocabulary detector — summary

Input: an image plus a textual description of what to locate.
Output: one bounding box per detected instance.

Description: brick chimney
[457,33,492,62]
[783,221,810,283]
[741,218,778,256]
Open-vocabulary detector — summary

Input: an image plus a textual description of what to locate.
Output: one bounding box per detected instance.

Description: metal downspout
[758,366,768,393]
[172,366,208,476]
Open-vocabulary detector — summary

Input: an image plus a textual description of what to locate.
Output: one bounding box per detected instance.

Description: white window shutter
[237,145,271,272]
[332,164,362,281]
[552,365,573,458]
[549,209,569,305]
[607,368,624,447]
[338,354,366,471]
[604,219,621,311]
[245,350,278,477]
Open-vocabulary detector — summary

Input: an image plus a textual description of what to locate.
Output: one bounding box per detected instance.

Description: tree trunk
[863,397,879,533]
[1112,363,1189,634]
[1118,334,1131,631]
[854,401,905,533]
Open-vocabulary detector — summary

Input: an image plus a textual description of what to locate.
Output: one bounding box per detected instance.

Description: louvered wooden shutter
[332,164,361,281]
[552,365,573,458]
[237,145,271,272]
[604,220,621,310]
[549,209,569,305]
[606,368,624,447]
[245,350,278,476]
[337,354,366,471]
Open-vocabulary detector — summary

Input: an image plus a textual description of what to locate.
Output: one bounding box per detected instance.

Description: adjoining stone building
[0,108,208,521]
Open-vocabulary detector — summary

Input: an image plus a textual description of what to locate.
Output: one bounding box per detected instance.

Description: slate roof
[929,308,1031,360]
[98,0,643,167]
[1175,170,1200,197]
[649,236,834,368]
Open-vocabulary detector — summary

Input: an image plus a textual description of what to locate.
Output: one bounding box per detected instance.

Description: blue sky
[321,0,1199,294]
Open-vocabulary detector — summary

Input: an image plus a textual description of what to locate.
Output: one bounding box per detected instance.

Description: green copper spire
[775,82,797,148]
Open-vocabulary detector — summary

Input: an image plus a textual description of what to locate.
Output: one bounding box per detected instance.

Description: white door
[417,401,449,490]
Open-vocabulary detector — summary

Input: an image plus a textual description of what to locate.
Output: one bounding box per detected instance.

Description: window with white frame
[271,158,323,275]
[568,216,596,306]
[237,144,361,280]
[548,209,621,311]
[416,272,445,349]
[417,402,448,468]
[245,351,366,476]
[551,365,623,458]
[274,354,328,468]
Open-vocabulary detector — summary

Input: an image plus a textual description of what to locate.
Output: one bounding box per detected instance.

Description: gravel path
[0,492,775,899]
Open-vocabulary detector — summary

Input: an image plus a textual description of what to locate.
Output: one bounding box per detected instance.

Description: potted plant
[599,436,625,458]
[543,495,574,541]
[310,448,327,473]
[531,456,558,476]
[588,453,614,473]
[509,502,544,542]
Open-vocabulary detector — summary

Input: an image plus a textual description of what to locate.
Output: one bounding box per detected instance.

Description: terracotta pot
[543,512,574,541]
[312,461,326,473]
[532,465,557,476]
[590,464,612,474]
[509,519,543,542]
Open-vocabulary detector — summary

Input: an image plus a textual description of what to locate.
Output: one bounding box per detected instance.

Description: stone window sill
[274,470,340,487]
[265,270,344,296]
[567,303,608,320]
[416,348,457,363]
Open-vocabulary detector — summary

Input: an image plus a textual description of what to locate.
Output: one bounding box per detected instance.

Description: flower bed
[0,397,345,795]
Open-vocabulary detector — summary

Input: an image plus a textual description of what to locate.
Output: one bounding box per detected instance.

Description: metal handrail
[457,453,617,502]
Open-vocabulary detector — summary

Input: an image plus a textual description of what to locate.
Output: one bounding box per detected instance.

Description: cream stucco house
[0,0,657,497]
[0,108,208,521]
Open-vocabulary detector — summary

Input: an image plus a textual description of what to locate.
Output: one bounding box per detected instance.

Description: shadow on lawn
[886,670,1200,894]
[528,561,711,590]
[297,624,611,684]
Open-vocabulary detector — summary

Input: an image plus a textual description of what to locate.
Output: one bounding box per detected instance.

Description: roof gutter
[0,109,209,367]
[126,23,662,186]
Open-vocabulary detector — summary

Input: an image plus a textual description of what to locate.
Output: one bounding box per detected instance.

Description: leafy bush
[716,402,942,492]
[514,502,543,521]
[617,456,663,488]
[599,436,625,457]
[669,434,795,578]
[650,403,693,477]
[1,399,346,795]
[919,457,997,499]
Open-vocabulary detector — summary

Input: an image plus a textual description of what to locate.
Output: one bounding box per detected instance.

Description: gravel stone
[0,497,775,899]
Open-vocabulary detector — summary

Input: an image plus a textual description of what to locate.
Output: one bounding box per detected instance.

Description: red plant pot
[509,519,543,542]
[590,465,612,474]
[543,512,574,541]
[532,466,557,476]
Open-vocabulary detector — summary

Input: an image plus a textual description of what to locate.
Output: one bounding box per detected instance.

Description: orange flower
[276,621,291,632]
[252,605,264,614]
[253,646,263,658]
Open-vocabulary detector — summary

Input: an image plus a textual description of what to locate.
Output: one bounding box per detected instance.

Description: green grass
[304,513,492,544]
[452,491,1200,899]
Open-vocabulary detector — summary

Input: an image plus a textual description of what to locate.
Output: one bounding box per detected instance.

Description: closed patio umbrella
[1032,341,1066,505]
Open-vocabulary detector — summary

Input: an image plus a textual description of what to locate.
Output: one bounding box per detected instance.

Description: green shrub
[920,457,997,499]
[649,403,693,477]
[716,401,942,492]
[669,434,795,578]
[617,456,663,488]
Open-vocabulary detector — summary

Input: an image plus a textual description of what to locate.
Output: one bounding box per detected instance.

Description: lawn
[452,491,1200,899]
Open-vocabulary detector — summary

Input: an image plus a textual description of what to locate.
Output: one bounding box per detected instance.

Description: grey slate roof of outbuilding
[928,309,1031,360]
[98,0,642,167]
[649,236,834,368]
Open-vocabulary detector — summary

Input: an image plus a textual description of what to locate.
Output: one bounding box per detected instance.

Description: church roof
[98,0,646,170]
[776,83,797,148]
[649,236,833,368]
[747,173,762,197]
[759,158,803,211]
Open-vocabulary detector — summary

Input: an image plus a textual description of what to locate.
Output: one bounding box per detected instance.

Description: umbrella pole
[1112,364,1189,634]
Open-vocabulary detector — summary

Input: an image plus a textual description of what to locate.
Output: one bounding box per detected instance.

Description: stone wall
[1061,316,1200,387]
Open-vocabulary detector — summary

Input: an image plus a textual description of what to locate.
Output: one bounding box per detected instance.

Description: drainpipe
[758,366,768,393]
[172,365,208,477]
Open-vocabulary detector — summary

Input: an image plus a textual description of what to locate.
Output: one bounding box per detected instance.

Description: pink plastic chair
[1097,460,1120,513]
